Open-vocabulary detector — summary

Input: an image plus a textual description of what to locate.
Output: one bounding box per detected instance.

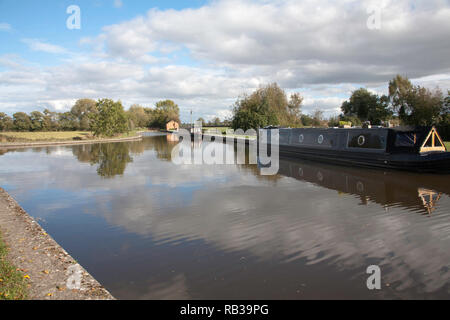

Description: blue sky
[0,0,206,65]
[0,0,449,122]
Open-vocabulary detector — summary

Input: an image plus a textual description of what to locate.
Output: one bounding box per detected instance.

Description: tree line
[334,75,449,128]
[1,74,448,138]
[231,76,450,136]
[0,98,181,137]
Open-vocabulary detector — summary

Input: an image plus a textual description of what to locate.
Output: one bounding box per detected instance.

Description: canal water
[0,133,449,299]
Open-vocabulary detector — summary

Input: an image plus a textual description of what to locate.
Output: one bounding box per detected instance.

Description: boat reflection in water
[277,158,448,215]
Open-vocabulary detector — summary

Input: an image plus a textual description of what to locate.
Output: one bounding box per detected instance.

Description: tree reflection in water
[69,135,178,177]
[72,143,133,178]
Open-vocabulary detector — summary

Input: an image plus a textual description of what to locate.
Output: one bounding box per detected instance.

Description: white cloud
[1,0,449,120]
[0,23,11,31]
[21,39,68,55]
[98,0,450,81]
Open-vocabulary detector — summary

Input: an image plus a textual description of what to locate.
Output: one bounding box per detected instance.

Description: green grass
[0,130,142,143]
[115,130,142,139]
[0,131,91,142]
[0,233,28,300]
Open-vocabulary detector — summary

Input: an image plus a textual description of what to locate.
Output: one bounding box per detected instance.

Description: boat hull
[276,144,450,173]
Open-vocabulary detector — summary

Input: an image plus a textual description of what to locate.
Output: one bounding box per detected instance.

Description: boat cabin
[264,126,447,155]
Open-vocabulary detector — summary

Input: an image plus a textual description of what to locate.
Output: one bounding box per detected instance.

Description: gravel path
[0,188,114,300]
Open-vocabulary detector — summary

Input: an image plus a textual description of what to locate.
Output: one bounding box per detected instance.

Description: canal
[0,133,449,299]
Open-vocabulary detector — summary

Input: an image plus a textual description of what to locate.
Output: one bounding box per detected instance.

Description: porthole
[318,135,324,144]
[299,134,304,143]
[357,135,365,146]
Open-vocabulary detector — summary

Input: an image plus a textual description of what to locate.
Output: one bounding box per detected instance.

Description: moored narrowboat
[260,126,450,173]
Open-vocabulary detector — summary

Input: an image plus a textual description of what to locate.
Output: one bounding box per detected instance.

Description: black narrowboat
[260,126,450,173]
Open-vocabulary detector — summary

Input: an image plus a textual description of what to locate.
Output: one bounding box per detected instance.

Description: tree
[197,117,206,126]
[327,115,340,128]
[127,104,150,129]
[231,83,303,130]
[300,114,314,127]
[150,100,180,129]
[341,88,374,119]
[43,109,59,131]
[30,111,44,131]
[71,99,97,131]
[367,94,393,125]
[341,88,392,125]
[212,117,221,126]
[404,86,443,126]
[58,112,78,131]
[90,99,128,137]
[311,109,324,127]
[389,75,444,126]
[442,90,450,124]
[389,75,414,121]
[0,113,13,131]
[13,112,32,131]
[287,93,303,125]
[339,114,362,127]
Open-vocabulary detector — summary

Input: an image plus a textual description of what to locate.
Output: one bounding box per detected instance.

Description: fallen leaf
[43,270,49,274]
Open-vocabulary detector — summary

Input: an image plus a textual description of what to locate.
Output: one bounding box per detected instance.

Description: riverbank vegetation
[0,131,90,142]
[0,130,143,144]
[0,99,180,138]
[0,233,28,300]
[230,75,449,140]
[231,83,303,131]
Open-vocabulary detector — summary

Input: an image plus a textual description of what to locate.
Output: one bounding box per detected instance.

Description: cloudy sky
[0,0,449,122]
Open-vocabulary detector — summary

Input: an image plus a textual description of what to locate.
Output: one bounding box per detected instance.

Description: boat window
[357,135,365,146]
[292,131,333,147]
[395,132,417,147]
[348,132,386,149]
[318,135,324,144]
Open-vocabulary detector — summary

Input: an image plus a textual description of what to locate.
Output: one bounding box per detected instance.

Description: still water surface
[0,133,449,299]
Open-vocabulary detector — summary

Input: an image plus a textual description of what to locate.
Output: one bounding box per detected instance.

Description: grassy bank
[0,233,28,300]
[0,130,142,144]
[0,131,90,142]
